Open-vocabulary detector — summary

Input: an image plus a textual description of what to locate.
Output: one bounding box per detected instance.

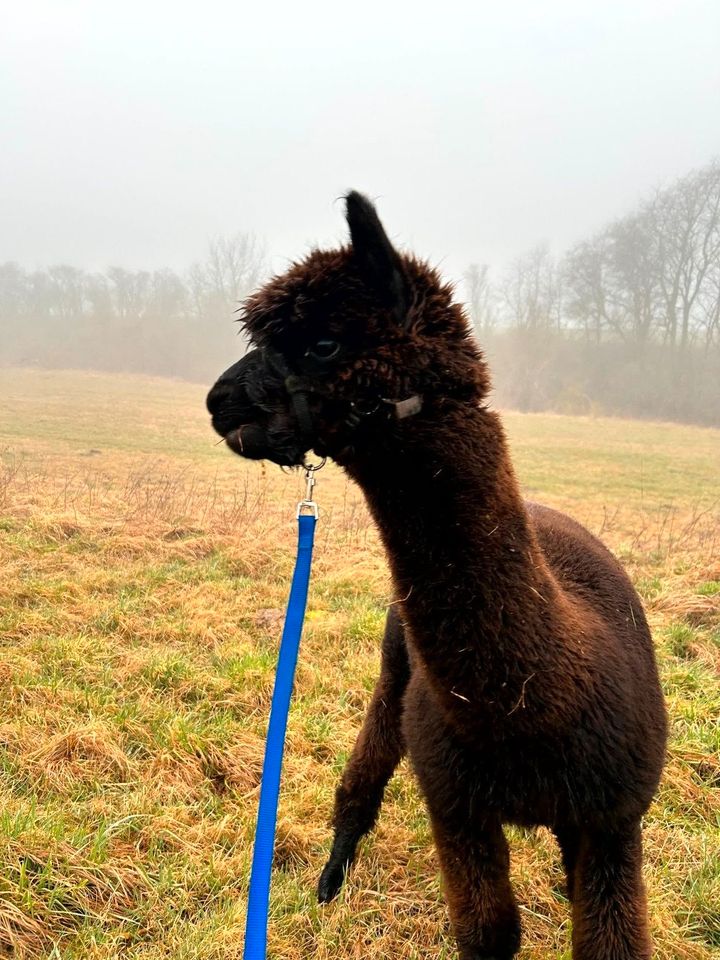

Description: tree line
[1,160,719,425]
[464,160,720,424]
[0,235,266,384]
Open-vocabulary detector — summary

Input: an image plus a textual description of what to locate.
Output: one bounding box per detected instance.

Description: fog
[3,0,719,275]
[2,0,720,423]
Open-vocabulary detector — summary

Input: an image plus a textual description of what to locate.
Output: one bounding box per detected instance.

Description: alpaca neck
[345,402,559,714]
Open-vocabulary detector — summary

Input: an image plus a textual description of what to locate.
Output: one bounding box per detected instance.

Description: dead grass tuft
[0,896,47,959]
[0,834,150,958]
[273,818,325,870]
[146,751,207,799]
[28,726,133,787]
[195,736,266,796]
[666,594,719,628]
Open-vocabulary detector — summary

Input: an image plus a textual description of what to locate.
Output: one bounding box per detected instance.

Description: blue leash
[243,464,321,960]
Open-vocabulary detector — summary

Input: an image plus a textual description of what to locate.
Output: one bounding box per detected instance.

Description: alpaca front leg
[430,811,521,960]
[317,678,406,902]
[318,608,410,903]
[571,821,651,960]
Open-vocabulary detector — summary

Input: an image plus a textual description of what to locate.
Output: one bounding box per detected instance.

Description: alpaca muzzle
[206,350,310,466]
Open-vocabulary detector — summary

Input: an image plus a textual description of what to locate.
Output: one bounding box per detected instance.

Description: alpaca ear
[345,191,409,326]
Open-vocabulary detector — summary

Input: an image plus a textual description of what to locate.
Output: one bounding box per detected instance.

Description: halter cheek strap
[263,346,423,446]
[283,374,317,447]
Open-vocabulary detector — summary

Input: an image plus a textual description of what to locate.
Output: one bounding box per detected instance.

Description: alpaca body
[323,402,666,957]
[206,191,668,958]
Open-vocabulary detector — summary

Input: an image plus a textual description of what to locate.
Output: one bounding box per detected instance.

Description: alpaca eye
[306,339,341,362]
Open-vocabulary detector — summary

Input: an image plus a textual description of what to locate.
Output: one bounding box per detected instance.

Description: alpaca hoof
[318,859,346,903]
[458,934,520,959]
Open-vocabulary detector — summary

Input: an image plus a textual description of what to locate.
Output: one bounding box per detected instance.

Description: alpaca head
[207,192,489,466]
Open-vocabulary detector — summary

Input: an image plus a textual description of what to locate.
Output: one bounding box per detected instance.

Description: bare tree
[607,211,659,349]
[562,161,720,357]
[188,233,267,324]
[563,234,614,343]
[500,243,560,332]
[651,162,720,354]
[698,254,720,351]
[106,267,152,324]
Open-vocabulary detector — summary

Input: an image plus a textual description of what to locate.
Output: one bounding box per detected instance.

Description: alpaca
[206,192,667,959]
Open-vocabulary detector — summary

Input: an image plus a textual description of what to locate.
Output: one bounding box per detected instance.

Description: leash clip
[296,458,325,518]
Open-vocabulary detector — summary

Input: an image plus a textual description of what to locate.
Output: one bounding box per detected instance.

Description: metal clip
[296,458,325,518]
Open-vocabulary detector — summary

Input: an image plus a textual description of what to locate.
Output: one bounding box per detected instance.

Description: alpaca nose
[206,379,234,418]
[207,356,250,419]
[206,379,254,440]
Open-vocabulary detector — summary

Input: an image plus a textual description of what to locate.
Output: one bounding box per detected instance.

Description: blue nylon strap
[244,512,317,960]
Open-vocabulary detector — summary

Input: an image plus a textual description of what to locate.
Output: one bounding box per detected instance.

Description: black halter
[262,345,423,450]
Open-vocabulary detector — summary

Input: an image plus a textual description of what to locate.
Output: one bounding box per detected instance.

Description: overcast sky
[2,0,719,285]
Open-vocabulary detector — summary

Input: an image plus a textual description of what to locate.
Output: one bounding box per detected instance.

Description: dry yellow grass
[0,368,718,959]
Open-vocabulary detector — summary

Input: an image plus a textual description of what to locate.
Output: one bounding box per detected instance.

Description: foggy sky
[2,0,719,285]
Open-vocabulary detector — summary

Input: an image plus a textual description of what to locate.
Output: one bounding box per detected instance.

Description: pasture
[0,367,718,959]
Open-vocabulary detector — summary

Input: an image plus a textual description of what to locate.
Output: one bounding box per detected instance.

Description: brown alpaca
[206,193,667,959]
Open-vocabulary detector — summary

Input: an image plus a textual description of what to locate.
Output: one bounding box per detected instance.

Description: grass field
[1,367,718,960]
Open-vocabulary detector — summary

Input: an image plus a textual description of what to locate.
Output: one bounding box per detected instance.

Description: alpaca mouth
[225,423,268,458]
[224,423,306,467]
[224,425,250,455]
